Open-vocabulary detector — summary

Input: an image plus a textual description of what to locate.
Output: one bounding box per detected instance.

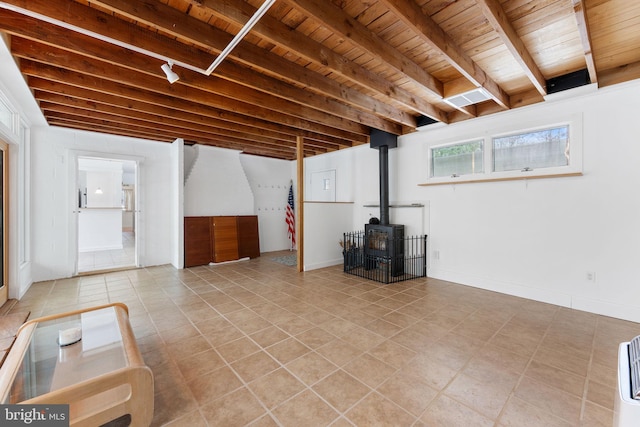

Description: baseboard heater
[615,335,640,426]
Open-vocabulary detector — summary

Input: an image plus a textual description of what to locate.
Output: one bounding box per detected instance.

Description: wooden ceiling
[0,0,639,160]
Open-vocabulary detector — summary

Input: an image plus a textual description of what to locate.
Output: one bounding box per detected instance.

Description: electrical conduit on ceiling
[0,0,276,80]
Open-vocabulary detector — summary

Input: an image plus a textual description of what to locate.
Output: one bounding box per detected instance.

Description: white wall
[240,154,296,253]
[184,145,254,216]
[301,80,640,322]
[303,141,430,269]
[397,81,640,322]
[303,202,354,270]
[170,139,184,269]
[0,33,39,299]
[30,126,174,281]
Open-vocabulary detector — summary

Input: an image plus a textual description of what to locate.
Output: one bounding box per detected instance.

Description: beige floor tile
[16,251,638,426]
[338,325,386,351]
[231,350,280,383]
[162,409,208,427]
[363,318,405,338]
[345,392,416,426]
[444,371,517,420]
[166,335,212,361]
[199,387,266,427]
[497,396,573,427]
[376,371,438,416]
[271,389,339,427]
[274,316,314,335]
[176,349,226,382]
[399,352,458,391]
[247,414,279,427]
[312,369,371,413]
[465,344,529,378]
[580,401,614,427]
[249,325,290,348]
[514,376,582,424]
[151,382,198,426]
[248,368,305,409]
[343,353,397,388]
[524,359,586,398]
[367,340,417,369]
[585,378,615,410]
[294,327,336,349]
[187,366,243,405]
[285,351,338,385]
[216,336,261,363]
[265,337,311,364]
[419,394,493,427]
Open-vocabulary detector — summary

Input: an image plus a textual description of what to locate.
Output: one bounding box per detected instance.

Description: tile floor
[77,231,136,273]
[10,251,640,426]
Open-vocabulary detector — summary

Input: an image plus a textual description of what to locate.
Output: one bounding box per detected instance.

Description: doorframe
[68,150,144,275]
[0,139,8,305]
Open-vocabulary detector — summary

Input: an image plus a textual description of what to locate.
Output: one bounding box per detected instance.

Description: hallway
[77,231,135,273]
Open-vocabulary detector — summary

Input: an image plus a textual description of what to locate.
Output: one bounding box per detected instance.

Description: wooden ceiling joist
[0,0,637,160]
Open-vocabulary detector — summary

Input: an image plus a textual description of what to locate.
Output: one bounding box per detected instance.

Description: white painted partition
[78,209,123,251]
[303,202,354,271]
[170,138,184,269]
[30,127,173,281]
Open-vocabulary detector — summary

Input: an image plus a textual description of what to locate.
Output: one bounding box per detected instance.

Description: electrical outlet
[586,272,596,282]
[433,250,440,260]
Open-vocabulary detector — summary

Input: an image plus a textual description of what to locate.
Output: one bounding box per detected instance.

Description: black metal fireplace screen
[342,231,427,284]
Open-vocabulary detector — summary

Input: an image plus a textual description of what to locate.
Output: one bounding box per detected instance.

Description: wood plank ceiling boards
[0,0,638,160]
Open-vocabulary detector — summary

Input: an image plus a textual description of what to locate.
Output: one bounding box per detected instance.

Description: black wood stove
[364,129,405,277]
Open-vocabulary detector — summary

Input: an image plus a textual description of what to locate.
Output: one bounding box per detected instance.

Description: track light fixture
[161,61,179,84]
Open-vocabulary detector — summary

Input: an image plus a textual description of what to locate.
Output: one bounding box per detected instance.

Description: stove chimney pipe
[379,144,390,225]
[370,129,398,226]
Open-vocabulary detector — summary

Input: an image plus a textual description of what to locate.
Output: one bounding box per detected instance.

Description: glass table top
[7,306,127,403]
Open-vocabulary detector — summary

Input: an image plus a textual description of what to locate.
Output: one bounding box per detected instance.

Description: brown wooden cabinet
[237,215,261,259]
[184,217,212,268]
[184,215,260,267]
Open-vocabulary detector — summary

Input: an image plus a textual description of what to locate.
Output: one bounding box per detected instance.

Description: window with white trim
[431,139,483,178]
[493,125,569,172]
[424,115,582,185]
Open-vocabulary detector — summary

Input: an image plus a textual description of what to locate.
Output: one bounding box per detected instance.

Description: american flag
[286,182,296,248]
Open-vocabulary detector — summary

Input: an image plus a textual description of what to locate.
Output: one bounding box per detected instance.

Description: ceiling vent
[443,87,491,108]
[546,69,590,94]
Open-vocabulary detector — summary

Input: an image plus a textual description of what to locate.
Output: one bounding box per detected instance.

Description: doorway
[76,156,138,274]
[0,140,7,306]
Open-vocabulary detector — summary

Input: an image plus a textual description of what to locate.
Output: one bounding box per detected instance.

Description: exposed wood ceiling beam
[0,0,212,70]
[572,0,598,84]
[88,0,431,125]
[283,0,442,98]
[20,61,364,153]
[39,102,312,154]
[0,1,410,134]
[278,0,474,117]
[1,0,637,161]
[377,0,510,109]
[599,60,640,88]
[182,0,448,122]
[475,0,547,96]
[28,77,356,150]
[46,109,304,155]
[49,114,305,158]
[0,8,402,136]
[13,43,370,141]
[37,95,297,146]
